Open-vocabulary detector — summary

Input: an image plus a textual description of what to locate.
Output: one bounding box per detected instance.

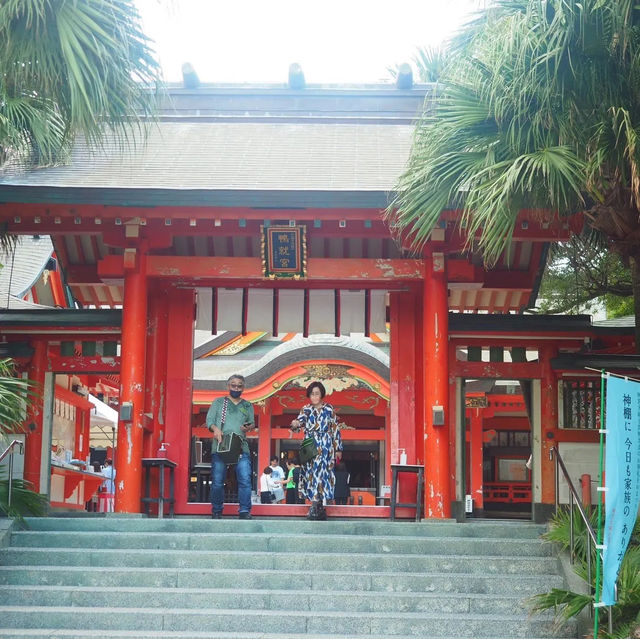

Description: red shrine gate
[0,86,630,520]
[1,199,605,521]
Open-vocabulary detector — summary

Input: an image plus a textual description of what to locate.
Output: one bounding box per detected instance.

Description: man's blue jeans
[210,452,252,515]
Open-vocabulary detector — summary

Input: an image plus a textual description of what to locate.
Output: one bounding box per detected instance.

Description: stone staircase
[0,516,575,639]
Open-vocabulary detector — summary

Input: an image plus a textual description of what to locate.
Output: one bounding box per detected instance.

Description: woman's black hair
[306,381,326,399]
[263,466,272,475]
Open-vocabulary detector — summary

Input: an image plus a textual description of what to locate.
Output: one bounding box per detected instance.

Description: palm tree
[412,46,447,83]
[0,0,161,169]
[388,46,447,84]
[387,0,640,347]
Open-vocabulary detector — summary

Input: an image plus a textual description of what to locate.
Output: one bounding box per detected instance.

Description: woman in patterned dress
[289,381,343,520]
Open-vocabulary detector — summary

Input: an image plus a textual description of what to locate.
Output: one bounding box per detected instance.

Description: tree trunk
[629,254,640,353]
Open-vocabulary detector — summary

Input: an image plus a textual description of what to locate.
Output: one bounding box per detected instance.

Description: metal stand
[390,463,424,521]
[141,458,176,518]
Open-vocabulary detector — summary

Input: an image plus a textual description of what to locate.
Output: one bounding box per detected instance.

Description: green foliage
[605,294,634,319]
[0,471,47,519]
[388,0,640,266]
[543,505,600,561]
[530,587,593,625]
[531,507,640,636]
[413,46,447,83]
[0,358,43,519]
[388,46,447,83]
[0,0,162,168]
[0,358,35,443]
[538,234,632,315]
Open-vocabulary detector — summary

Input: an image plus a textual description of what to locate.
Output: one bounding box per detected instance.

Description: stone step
[0,584,541,615]
[0,565,563,595]
[10,530,551,556]
[22,516,547,538]
[0,547,559,574]
[0,632,567,639]
[0,606,576,637]
[0,519,571,638]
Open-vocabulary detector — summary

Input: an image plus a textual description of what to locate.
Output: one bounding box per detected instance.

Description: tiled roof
[592,315,635,328]
[0,122,413,193]
[0,236,54,309]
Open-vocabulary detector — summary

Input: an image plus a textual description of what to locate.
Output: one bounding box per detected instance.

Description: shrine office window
[558,378,601,430]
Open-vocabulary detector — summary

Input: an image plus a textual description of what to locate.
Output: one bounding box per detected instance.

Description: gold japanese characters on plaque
[261,225,307,279]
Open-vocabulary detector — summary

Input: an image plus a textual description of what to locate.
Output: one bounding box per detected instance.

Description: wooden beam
[99,255,424,285]
[0,202,385,222]
[452,361,543,379]
[65,265,101,285]
[49,355,121,373]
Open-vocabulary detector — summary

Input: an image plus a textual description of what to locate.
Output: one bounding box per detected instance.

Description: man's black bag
[216,432,244,465]
[212,397,244,465]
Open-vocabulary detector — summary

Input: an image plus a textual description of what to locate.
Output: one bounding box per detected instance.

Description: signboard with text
[261,225,307,279]
[602,375,640,605]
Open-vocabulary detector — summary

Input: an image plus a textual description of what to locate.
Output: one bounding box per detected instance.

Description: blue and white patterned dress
[294,402,343,502]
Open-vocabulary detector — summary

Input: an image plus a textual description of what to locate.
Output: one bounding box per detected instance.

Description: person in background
[289,381,342,520]
[101,458,115,493]
[259,466,277,504]
[86,462,103,512]
[284,459,299,504]
[99,458,116,513]
[207,374,255,520]
[334,461,351,505]
[269,456,285,503]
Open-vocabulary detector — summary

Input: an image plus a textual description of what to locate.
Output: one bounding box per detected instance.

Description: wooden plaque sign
[261,225,307,279]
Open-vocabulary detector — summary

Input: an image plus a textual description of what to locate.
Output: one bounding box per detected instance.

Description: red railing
[483,482,531,503]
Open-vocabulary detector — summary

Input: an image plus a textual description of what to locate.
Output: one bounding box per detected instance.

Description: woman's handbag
[299,437,319,465]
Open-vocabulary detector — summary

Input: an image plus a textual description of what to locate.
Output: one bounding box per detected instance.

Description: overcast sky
[135,1,481,84]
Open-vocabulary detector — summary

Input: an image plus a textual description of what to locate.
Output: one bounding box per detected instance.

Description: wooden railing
[483,482,531,503]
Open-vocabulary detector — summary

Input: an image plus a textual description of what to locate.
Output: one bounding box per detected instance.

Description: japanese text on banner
[602,376,640,605]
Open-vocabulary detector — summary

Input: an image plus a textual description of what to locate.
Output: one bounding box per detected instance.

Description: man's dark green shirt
[206,396,255,454]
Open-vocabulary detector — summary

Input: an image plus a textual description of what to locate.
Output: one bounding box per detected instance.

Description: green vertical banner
[602,375,640,605]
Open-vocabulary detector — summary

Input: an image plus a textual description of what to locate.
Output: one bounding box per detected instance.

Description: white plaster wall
[557,441,601,504]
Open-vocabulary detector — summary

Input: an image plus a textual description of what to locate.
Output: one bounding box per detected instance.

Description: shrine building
[0,81,635,521]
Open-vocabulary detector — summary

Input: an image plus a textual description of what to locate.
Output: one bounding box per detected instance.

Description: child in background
[259,466,278,504]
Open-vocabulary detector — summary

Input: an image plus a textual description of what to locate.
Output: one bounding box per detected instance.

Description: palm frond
[0,0,162,166]
[389,0,640,264]
[528,587,593,622]
[0,358,37,441]
[0,471,47,519]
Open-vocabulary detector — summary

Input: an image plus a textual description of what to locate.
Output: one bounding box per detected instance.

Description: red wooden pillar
[23,340,48,492]
[469,410,484,511]
[414,287,425,464]
[423,253,451,518]
[540,344,558,505]
[143,285,169,459]
[447,341,458,504]
[49,268,67,308]
[115,251,148,513]
[164,287,195,512]
[389,291,418,507]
